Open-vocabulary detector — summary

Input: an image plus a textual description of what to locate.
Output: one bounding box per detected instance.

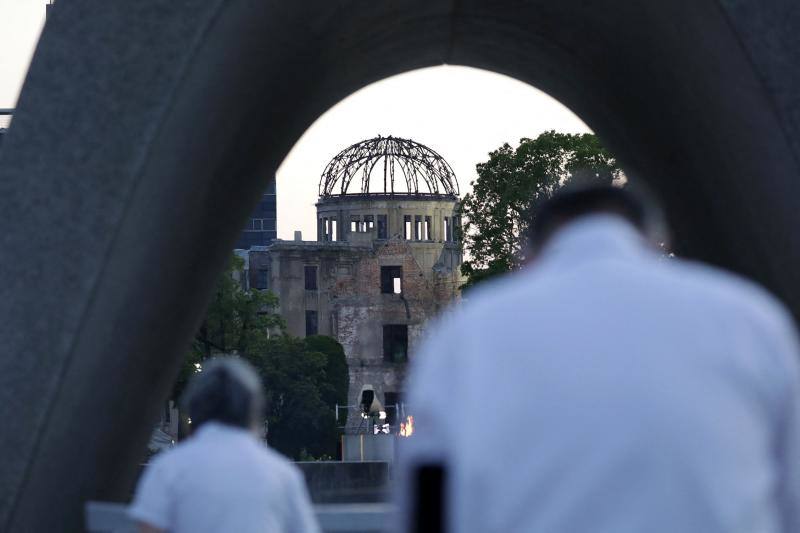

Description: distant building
[0,109,9,147]
[0,122,8,153]
[234,179,277,249]
[239,136,464,432]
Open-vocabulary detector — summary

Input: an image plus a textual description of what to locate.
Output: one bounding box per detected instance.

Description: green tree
[172,255,284,401]
[250,335,345,460]
[460,131,622,288]
[303,335,349,409]
[173,254,348,460]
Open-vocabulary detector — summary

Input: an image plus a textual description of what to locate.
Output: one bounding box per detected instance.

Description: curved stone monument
[1,0,799,530]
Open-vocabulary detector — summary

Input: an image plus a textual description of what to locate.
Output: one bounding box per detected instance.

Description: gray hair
[180,357,265,430]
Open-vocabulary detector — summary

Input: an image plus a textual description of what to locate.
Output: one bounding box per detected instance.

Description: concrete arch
[2,0,800,529]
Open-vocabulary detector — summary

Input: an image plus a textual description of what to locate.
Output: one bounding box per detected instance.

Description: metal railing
[335,403,408,432]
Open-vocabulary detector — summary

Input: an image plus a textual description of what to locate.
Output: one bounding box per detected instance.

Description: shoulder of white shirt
[454,214,793,333]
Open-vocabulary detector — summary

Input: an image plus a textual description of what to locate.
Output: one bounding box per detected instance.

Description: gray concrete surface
[342,436,396,464]
[297,461,391,504]
[85,501,394,532]
[2,0,800,530]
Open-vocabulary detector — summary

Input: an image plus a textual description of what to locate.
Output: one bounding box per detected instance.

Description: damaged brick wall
[247,195,464,433]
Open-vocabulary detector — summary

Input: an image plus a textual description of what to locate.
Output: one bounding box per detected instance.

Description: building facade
[235,178,277,249]
[240,136,464,431]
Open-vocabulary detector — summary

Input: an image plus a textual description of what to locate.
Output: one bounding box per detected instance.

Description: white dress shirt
[400,215,800,533]
[129,422,320,533]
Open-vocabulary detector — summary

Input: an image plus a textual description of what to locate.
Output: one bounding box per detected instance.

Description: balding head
[528,184,668,252]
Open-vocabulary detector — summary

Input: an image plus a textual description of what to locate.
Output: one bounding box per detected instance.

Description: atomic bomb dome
[244,135,463,437]
[315,136,462,246]
[319,135,459,197]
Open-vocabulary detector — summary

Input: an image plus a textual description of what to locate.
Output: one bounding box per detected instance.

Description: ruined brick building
[239,136,464,431]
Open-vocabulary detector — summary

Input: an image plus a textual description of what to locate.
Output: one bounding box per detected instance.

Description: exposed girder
[319,135,459,197]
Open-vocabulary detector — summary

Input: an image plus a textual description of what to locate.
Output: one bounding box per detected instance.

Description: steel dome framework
[319,136,459,197]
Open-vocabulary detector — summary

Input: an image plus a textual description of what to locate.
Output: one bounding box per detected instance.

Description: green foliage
[174,254,347,460]
[172,255,285,401]
[198,255,285,354]
[303,335,349,408]
[248,335,343,460]
[460,131,622,289]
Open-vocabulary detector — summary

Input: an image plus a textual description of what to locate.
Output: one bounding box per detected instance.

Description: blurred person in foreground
[129,357,320,533]
[399,185,800,532]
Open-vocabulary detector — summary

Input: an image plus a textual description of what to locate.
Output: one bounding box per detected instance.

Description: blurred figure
[400,186,800,533]
[129,357,320,533]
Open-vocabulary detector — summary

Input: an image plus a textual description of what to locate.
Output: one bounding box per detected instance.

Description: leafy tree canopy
[248,335,344,460]
[173,255,347,460]
[460,131,622,289]
[172,255,284,400]
[303,335,349,408]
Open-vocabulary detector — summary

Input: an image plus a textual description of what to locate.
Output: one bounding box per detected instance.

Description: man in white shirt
[399,186,800,532]
[130,357,320,533]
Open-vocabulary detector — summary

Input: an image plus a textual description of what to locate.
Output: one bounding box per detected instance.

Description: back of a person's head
[180,357,264,431]
[529,183,667,251]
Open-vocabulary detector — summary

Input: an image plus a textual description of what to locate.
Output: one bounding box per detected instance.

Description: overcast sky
[1,1,592,240]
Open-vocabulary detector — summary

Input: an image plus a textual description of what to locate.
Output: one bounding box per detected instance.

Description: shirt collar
[536,214,651,267]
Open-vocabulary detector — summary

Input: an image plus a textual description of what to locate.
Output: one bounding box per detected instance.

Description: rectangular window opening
[321,218,329,241]
[256,269,269,290]
[331,219,338,241]
[305,310,318,336]
[381,266,403,294]
[383,325,408,363]
[414,215,422,241]
[377,215,388,239]
[444,217,452,242]
[364,215,374,231]
[304,265,318,290]
[404,215,412,240]
[424,216,432,241]
[384,391,402,428]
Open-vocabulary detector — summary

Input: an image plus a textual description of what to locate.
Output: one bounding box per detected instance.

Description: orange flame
[399,415,414,437]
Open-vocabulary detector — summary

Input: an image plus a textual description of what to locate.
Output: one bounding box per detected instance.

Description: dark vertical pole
[413,464,447,533]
